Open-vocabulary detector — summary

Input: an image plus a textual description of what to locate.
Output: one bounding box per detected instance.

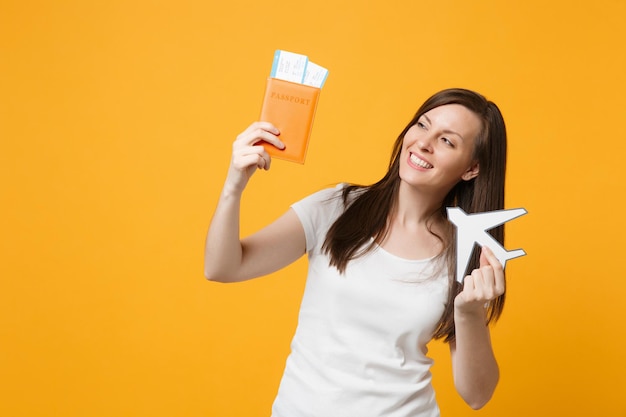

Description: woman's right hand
[225,121,284,194]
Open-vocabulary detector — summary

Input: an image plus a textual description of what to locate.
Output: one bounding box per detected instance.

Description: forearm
[204,121,289,282]
[204,185,245,282]
[451,309,499,409]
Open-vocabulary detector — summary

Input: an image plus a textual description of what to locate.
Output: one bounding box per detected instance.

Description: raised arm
[204,122,306,283]
[449,246,504,409]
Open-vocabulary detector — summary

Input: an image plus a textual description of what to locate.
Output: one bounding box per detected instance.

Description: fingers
[480,246,505,295]
[480,246,503,272]
[223,122,283,193]
[460,246,505,305]
[233,122,284,170]
[232,121,284,170]
[236,121,284,150]
[232,146,270,171]
[464,267,498,301]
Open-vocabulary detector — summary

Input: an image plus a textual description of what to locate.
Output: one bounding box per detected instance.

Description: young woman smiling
[205,88,509,417]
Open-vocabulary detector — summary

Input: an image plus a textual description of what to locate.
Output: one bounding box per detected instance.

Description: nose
[417,134,434,153]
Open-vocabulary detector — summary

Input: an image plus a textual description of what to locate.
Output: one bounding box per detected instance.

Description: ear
[461,161,480,181]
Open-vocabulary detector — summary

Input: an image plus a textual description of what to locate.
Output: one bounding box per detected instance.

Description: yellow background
[2,0,625,416]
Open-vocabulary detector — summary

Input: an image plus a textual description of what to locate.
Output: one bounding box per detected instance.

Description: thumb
[479,246,490,267]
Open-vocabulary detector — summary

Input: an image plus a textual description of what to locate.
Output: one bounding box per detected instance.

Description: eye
[416,120,427,129]
[441,137,455,147]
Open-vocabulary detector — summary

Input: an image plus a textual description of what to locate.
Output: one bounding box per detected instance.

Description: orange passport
[259,77,321,164]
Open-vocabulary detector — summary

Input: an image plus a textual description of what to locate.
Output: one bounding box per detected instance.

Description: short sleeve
[290,184,345,254]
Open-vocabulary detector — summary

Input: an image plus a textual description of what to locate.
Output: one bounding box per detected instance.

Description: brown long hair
[321,88,508,343]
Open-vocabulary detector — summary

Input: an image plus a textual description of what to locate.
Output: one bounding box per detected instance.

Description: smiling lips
[410,153,433,169]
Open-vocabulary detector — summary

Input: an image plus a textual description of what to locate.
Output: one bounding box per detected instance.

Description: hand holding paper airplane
[447,207,527,283]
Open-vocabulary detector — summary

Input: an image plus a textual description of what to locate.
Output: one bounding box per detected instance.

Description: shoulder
[291,185,344,221]
[290,184,349,252]
[292,183,345,212]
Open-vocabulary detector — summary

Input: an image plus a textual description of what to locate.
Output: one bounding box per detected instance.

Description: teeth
[410,154,433,169]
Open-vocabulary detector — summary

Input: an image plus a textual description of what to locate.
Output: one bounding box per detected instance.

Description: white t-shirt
[271,185,449,417]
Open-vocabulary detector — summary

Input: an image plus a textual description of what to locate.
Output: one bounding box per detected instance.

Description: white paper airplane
[447,207,527,282]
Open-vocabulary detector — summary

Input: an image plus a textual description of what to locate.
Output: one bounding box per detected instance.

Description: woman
[205,88,509,416]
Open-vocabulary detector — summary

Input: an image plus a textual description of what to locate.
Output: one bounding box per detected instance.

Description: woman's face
[399,104,482,195]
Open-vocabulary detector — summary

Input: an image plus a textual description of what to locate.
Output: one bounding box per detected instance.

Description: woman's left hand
[454,246,505,317]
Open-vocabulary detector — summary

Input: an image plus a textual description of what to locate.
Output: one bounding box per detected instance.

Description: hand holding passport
[259,50,328,164]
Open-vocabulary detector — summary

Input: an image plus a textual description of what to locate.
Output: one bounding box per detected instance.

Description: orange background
[2,1,625,416]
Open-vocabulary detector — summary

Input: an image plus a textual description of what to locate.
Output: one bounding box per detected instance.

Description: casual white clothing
[271,185,449,417]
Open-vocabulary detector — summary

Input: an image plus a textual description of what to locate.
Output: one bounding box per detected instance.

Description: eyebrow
[421,114,466,141]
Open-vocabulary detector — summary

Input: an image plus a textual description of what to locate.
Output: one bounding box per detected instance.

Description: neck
[377,181,450,260]
[393,181,447,227]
